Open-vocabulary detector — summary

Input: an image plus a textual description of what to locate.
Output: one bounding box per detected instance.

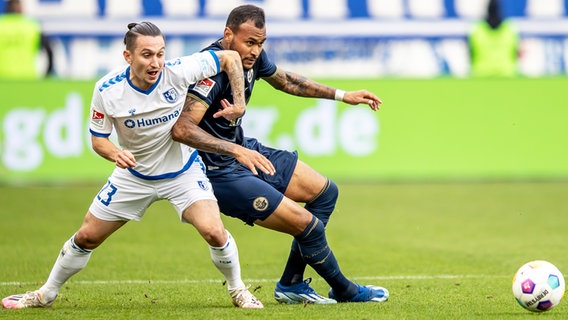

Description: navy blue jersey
[187,39,277,173]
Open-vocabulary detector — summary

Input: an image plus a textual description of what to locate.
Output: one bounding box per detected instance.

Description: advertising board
[1,78,566,183]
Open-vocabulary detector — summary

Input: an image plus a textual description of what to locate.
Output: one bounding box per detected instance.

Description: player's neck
[219,39,230,50]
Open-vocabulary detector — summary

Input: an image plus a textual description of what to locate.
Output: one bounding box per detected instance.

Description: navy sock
[278,240,304,286]
[295,216,357,297]
[304,179,338,225]
[279,179,339,286]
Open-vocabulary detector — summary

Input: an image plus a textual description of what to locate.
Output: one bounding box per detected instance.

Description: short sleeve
[176,50,221,85]
[257,50,277,78]
[88,88,112,137]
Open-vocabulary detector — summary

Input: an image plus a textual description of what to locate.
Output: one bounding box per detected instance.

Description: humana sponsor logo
[124,110,179,128]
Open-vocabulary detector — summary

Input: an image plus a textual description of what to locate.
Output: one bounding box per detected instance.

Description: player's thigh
[247,138,298,195]
[182,199,221,227]
[211,172,284,226]
[162,162,217,222]
[285,160,327,203]
[254,196,313,236]
[181,199,227,246]
[89,168,156,222]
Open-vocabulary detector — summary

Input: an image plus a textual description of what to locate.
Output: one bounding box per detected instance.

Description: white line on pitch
[0,275,509,287]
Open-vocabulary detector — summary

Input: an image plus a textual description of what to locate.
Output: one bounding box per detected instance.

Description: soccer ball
[512,260,565,312]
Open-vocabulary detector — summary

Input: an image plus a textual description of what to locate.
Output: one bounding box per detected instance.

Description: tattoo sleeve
[182,123,238,157]
[266,69,336,99]
[220,51,246,107]
[174,98,239,157]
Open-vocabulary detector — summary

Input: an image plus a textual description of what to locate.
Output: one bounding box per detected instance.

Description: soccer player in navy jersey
[172,5,388,304]
[2,21,263,309]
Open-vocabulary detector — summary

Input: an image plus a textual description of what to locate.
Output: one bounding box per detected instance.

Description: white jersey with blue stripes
[88,50,220,179]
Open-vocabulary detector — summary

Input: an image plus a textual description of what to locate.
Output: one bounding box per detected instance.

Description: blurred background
[0,0,567,184]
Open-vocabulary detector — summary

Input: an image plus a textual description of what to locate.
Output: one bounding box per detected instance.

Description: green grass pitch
[0,182,566,319]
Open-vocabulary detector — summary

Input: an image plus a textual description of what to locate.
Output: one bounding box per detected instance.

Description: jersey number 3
[97,181,117,206]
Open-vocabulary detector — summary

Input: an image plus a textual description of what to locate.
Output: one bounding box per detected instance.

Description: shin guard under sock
[279,179,339,285]
[295,216,357,296]
[304,179,338,225]
[209,230,245,291]
[40,235,92,301]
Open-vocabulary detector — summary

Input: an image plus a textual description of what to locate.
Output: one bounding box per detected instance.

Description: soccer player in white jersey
[1,21,264,309]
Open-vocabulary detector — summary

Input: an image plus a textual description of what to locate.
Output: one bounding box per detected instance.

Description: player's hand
[115,149,136,168]
[343,90,382,111]
[213,99,245,122]
[233,146,275,176]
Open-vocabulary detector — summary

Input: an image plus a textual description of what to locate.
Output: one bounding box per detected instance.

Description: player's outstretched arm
[91,135,136,168]
[341,89,382,111]
[171,97,275,176]
[263,68,382,111]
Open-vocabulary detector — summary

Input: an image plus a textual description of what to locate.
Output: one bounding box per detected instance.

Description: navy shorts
[207,138,298,226]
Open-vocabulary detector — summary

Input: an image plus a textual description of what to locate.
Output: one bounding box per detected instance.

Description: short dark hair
[123,21,164,51]
[226,5,265,33]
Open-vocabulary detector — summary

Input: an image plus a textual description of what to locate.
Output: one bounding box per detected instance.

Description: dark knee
[309,179,338,204]
[326,179,339,202]
[305,179,338,225]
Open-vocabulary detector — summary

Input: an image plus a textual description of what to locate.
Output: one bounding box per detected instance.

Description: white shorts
[89,159,217,222]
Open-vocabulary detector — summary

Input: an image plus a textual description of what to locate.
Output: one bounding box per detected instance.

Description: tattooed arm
[173,50,275,175]
[171,96,275,176]
[263,68,383,111]
[211,50,246,120]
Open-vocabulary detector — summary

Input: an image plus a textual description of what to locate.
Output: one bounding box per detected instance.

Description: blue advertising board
[3,0,568,78]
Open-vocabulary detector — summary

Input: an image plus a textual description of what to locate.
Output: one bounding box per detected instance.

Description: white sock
[209,230,245,291]
[39,235,92,301]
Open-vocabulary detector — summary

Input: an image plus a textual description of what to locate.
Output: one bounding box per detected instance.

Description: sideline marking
[0,275,509,287]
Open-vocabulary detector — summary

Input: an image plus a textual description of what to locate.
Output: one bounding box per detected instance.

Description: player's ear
[223,27,234,42]
[123,50,132,64]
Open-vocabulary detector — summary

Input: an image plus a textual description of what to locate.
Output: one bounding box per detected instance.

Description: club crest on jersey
[163,88,179,103]
[193,78,215,97]
[197,181,209,191]
[246,69,254,83]
[253,197,269,211]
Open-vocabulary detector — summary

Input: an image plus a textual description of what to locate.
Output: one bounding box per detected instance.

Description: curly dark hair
[225,5,265,32]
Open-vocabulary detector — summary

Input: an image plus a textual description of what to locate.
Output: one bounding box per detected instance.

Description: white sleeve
[88,87,113,137]
[177,50,221,85]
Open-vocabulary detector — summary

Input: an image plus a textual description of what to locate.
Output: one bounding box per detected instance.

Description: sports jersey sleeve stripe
[89,129,111,137]
[264,66,279,79]
[186,92,210,108]
[180,51,220,84]
[206,50,220,73]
